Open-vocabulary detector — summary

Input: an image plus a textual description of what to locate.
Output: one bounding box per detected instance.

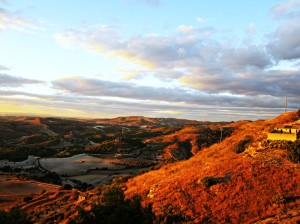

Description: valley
[0,116,232,218]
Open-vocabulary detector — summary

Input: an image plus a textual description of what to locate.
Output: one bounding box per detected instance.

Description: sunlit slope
[126,111,300,223]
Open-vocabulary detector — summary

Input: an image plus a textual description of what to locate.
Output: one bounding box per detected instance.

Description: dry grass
[125,112,300,223]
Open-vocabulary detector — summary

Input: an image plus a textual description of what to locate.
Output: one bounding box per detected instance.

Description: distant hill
[91,116,224,127]
[0,116,231,162]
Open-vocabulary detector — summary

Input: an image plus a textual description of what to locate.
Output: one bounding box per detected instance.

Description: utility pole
[219,125,223,143]
[285,97,288,113]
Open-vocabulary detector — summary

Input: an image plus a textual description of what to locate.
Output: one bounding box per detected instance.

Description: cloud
[267,18,300,60]
[0,73,45,87]
[176,25,198,33]
[220,45,271,70]
[52,10,300,120]
[1,93,285,121]
[139,0,161,7]
[51,76,300,110]
[180,69,300,98]
[0,7,42,32]
[53,25,122,50]
[196,17,206,23]
[3,93,299,121]
[245,23,256,36]
[53,24,215,68]
[53,24,271,73]
[55,27,274,79]
[0,65,9,70]
[269,0,300,19]
[1,76,298,121]
[52,76,203,103]
[53,24,280,99]
[267,0,300,60]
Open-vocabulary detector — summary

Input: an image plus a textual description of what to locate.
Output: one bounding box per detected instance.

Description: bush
[23,196,33,203]
[199,176,217,187]
[68,186,154,224]
[285,140,300,163]
[0,207,33,224]
[233,136,253,154]
[60,184,72,190]
[264,140,300,163]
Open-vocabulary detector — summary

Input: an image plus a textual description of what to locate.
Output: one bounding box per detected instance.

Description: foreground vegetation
[69,186,154,224]
[0,207,33,224]
[69,178,188,224]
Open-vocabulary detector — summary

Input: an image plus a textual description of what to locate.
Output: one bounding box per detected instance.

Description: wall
[267,133,298,142]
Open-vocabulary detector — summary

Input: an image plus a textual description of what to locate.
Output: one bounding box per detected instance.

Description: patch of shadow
[199,172,233,187]
[284,195,300,203]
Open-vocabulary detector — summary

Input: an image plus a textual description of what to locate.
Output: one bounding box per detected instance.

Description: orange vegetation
[126,112,300,223]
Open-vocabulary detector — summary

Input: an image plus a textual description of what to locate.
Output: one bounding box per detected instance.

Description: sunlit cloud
[154,110,183,115]
[120,70,141,80]
[0,92,290,121]
[51,17,300,118]
[0,8,42,32]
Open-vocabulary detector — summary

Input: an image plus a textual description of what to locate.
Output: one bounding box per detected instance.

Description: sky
[0,0,300,121]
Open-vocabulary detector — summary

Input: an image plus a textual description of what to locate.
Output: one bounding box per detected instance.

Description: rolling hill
[125,111,300,223]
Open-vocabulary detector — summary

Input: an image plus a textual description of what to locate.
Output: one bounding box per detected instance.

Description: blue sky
[0,0,300,121]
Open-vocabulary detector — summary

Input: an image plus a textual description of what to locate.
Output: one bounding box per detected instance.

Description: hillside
[125,111,300,223]
[1,112,300,223]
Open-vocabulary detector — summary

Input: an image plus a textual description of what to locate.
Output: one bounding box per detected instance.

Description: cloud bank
[0,73,45,87]
[53,19,300,99]
[3,0,300,121]
[50,1,300,119]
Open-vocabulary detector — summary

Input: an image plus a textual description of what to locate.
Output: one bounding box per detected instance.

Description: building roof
[275,124,300,129]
